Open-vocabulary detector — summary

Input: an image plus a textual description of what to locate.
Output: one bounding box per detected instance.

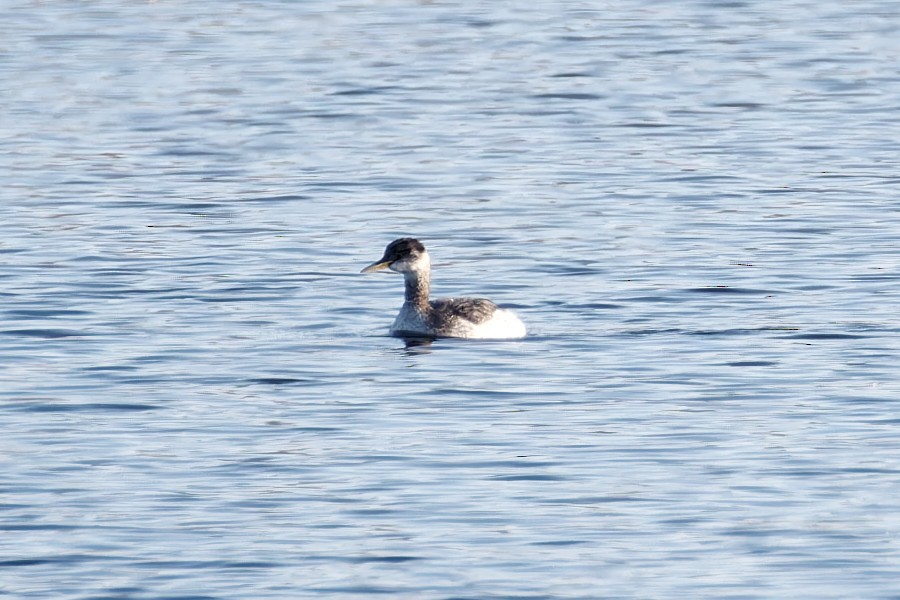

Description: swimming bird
[361,238,527,339]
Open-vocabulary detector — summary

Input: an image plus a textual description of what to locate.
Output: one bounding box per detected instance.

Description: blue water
[3,1,900,598]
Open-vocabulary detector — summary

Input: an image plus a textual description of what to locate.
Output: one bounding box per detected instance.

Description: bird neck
[403,269,431,311]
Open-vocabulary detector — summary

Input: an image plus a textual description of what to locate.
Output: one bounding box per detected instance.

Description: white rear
[464,308,527,340]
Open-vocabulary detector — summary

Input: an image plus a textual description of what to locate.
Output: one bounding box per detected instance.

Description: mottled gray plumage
[430,297,499,326]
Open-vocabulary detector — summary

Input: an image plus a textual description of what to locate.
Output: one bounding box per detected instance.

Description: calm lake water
[3,1,900,598]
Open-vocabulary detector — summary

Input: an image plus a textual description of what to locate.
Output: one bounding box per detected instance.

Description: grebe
[361,238,527,340]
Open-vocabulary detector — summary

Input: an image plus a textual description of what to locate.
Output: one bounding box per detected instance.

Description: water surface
[2,1,900,598]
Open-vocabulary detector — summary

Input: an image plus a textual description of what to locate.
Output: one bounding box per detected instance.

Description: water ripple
[3,1,900,599]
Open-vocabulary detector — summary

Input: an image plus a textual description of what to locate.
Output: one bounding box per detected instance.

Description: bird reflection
[400,335,434,354]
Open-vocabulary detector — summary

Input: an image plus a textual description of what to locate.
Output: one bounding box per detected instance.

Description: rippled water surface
[3,1,900,598]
